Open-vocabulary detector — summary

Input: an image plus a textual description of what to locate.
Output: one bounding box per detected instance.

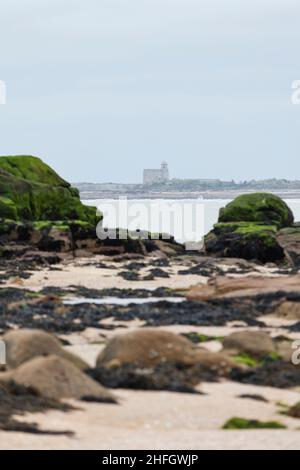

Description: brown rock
[277,226,300,267]
[222,330,276,359]
[96,329,200,368]
[273,336,293,362]
[187,274,300,301]
[7,355,116,401]
[96,329,235,377]
[271,301,300,320]
[3,329,88,370]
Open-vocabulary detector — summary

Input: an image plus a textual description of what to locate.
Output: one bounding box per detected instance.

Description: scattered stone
[3,329,89,370]
[141,274,155,281]
[222,331,276,359]
[179,264,222,277]
[147,268,170,279]
[93,262,117,269]
[126,262,146,271]
[271,301,300,320]
[118,271,140,281]
[6,355,116,402]
[237,394,269,403]
[151,258,170,267]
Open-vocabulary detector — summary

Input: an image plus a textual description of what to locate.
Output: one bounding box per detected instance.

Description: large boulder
[3,329,89,370]
[205,222,284,263]
[5,355,116,401]
[218,193,294,228]
[0,155,98,224]
[94,329,235,391]
[205,193,294,263]
[96,329,200,368]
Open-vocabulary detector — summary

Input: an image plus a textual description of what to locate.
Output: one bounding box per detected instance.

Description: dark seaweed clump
[0,380,74,435]
[230,360,300,388]
[86,363,208,394]
[1,288,299,334]
[1,287,300,334]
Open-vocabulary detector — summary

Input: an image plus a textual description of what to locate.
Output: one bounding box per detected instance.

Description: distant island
[73,161,300,200]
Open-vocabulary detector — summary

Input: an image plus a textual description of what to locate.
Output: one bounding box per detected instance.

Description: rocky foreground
[1,156,300,449]
[1,254,300,449]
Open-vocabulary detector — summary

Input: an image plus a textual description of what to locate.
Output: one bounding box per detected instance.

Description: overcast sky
[0,0,299,183]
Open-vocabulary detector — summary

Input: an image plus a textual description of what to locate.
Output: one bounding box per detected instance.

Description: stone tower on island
[143,161,170,185]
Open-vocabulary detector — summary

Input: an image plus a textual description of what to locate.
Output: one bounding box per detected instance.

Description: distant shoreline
[79,189,300,200]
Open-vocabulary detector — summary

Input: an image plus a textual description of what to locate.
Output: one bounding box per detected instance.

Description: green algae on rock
[223,417,286,430]
[0,155,69,187]
[0,196,18,220]
[219,192,294,228]
[204,192,295,263]
[205,221,285,263]
[0,155,98,224]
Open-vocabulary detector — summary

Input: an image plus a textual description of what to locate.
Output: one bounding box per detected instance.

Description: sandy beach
[1,255,300,450]
[1,382,299,450]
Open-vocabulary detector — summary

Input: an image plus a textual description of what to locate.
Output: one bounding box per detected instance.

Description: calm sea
[85,198,300,243]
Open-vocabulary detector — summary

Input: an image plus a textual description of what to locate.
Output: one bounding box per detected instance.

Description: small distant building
[143,161,169,185]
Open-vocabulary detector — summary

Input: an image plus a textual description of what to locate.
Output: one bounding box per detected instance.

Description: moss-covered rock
[204,192,295,263]
[0,196,18,220]
[219,193,294,228]
[0,155,69,187]
[0,155,98,225]
[205,222,285,263]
